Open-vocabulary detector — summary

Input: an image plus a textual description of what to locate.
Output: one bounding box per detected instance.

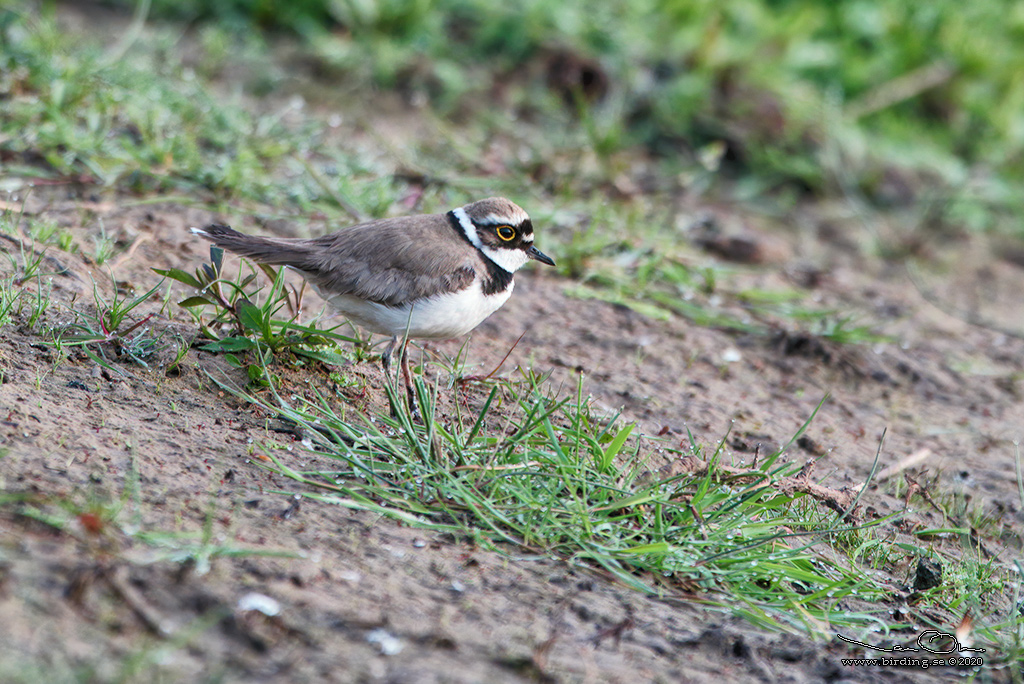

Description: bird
[190,197,555,398]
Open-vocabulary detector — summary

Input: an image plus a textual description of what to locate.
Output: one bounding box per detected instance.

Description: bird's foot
[381,335,399,374]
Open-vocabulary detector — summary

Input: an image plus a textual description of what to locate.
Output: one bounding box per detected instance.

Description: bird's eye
[496,225,516,241]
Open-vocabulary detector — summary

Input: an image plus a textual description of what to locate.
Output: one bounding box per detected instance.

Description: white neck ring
[451,207,482,249]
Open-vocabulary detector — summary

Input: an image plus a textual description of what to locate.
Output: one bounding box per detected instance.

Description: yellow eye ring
[496,225,516,241]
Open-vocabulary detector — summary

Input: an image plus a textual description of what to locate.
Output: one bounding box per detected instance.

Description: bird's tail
[191,224,309,266]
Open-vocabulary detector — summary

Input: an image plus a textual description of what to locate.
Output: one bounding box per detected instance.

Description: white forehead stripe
[482,209,529,226]
[452,207,482,249]
[481,245,530,273]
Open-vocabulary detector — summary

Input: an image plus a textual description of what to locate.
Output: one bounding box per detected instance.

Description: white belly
[319,280,514,339]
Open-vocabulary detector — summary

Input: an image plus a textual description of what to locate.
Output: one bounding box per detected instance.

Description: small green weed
[0,277,21,328]
[4,238,50,286]
[156,247,357,376]
[23,275,52,330]
[54,274,165,374]
[90,223,117,265]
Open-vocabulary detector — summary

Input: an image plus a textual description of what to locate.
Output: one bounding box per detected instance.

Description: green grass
[0,214,59,333]
[224,363,892,634]
[204,344,1019,663]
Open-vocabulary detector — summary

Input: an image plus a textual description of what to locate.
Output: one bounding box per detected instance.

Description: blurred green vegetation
[1,5,290,198]
[0,3,405,213]
[5,1,1024,219]
[103,0,1024,230]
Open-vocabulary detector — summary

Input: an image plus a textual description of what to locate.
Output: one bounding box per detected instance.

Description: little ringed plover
[191,197,555,391]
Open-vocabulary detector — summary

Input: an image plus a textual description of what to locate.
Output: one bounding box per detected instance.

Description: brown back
[198,215,481,307]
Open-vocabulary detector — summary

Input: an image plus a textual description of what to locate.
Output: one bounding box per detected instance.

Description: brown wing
[300,216,479,306]
[196,215,479,307]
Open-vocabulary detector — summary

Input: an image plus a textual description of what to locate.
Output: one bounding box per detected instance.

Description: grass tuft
[214,363,896,634]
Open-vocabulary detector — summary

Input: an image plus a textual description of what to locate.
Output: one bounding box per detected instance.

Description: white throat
[480,245,529,272]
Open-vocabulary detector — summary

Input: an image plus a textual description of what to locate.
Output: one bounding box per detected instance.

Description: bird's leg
[381,335,399,375]
[382,335,417,415]
[399,337,416,410]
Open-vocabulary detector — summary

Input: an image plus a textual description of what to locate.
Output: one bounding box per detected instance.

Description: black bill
[527,245,556,266]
